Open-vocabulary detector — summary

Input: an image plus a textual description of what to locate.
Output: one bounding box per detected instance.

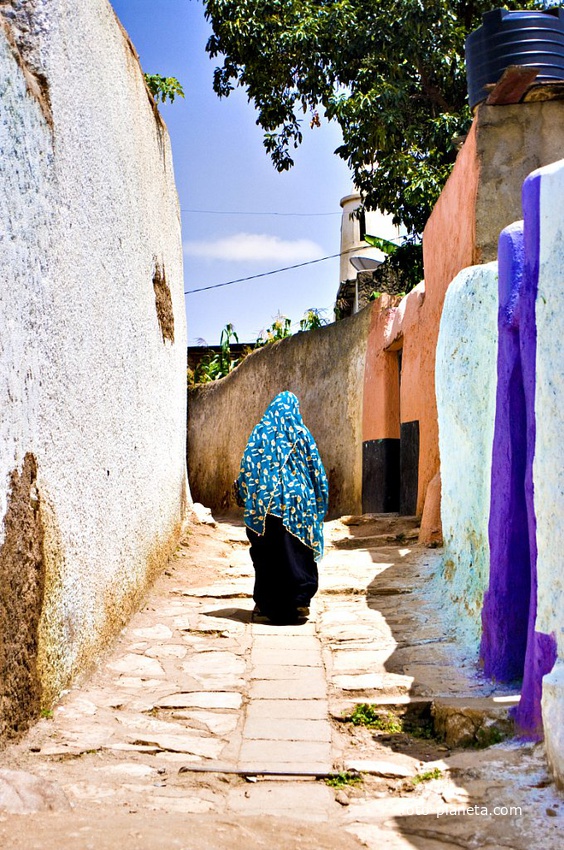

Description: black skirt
[246,513,319,623]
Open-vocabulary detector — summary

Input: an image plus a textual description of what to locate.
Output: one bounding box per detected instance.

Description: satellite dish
[350,256,382,272]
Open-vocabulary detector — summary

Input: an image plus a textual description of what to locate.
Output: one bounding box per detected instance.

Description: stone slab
[333,673,413,693]
[239,739,331,764]
[0,770,71,814]
[107,654,166,677]
[94,763,156,777]
[331,649,395,672]
[251,621,317,636]
[250,647,323,667]
[131,624,173,640]
[227,781,335,821]
[145,645,188,659]
[183,676,246,691]
[401,664,491,696]
[143,795,217,814]
[124,732,225,759]
[243,717,332,742]
[249,678,327,700]
[434,694,520,710]
[252,635,322,651]
[167,710,240,736]
[344,758,418,778]
[156,692,242,710]
[250,665,326,685]
[237,761,333,776]
[245,699,329,721]
[115,677,168,690]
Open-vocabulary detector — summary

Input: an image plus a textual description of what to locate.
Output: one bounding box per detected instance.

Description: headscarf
[237,391,329,560]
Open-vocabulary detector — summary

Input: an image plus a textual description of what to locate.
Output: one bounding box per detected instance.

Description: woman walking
[236,391,329,624]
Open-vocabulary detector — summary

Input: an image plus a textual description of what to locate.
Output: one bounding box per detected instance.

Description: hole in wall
[153,262,175,344]
[0,453,45,745]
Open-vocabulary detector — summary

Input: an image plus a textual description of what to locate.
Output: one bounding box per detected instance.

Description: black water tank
[465,7,564,109]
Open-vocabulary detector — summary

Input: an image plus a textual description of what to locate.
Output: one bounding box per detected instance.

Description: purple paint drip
[512,631,557,738]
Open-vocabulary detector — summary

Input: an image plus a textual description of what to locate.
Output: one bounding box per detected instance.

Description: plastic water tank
[465,7,564,109]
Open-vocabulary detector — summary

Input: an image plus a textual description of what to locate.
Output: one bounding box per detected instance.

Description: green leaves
[144,74,185,104]
[190,309,329,385]
[363,234,399,256]
[255,313,293,346]
[203,0,541,234]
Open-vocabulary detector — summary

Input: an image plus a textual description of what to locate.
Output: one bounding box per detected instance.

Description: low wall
[436,263,499,647]
[0,0,187,740]
[188,306,374,519]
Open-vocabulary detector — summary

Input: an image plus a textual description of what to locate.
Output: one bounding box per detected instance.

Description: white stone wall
[0,1,187,702]
[435,263,499,648]
[533,159,564,784]
[533,160,564,647]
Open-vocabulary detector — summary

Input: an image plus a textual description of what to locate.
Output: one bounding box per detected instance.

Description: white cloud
[183,232,322,263]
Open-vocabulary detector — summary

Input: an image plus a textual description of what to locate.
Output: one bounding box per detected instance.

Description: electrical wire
[184,250,353,295]
[181,208,340,217]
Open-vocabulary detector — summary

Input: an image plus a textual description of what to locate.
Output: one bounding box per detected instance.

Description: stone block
[244,717,332,742]
[249,678,327,700]
[245,699,328,720]
[0,770,70,814]
[227,781,335,821]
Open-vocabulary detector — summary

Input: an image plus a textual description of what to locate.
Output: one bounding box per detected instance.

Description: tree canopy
[203,0,542,235]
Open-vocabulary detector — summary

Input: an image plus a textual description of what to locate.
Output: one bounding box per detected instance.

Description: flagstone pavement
[0,510,562,850]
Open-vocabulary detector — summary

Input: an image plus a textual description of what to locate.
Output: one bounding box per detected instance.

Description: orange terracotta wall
[362,295,401,441]
[362,100,564,524]
[362,123,481,516]
[416,100,564,518]
[410,121,481,514]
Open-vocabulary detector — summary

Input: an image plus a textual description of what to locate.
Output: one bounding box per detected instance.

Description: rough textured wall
[532,159,564,671]
[529,159,564,779]
[0,0,187,731]
[416,121,481,518]
[360,287,427,517]
[188,307,373,519]
[436,264,499,648]
[362,295,401,442]
[435,156,564,779]
[417,100,564,523]
[475,102,564,264]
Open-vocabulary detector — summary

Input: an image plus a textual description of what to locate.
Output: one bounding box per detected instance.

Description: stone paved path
[0,511,562,850]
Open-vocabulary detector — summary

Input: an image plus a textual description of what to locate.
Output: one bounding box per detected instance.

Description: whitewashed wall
[0,0,187,709]
[435,263,499,647]
[532,160,564,784]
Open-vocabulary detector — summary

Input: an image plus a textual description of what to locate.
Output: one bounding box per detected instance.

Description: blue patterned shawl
[237,391,329,560]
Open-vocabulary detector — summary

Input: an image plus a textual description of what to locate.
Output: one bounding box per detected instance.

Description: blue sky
[109,0,353,345]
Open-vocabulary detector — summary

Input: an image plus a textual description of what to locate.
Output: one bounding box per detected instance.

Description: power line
[180,208,340,217]
[184,251,347,295]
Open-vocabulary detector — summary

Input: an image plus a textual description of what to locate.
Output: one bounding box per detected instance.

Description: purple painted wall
[514,173,557,737]
[481,223,530,683]
[481,173,557,738]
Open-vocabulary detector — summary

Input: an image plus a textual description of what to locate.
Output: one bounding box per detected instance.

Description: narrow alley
[0,509,561,850]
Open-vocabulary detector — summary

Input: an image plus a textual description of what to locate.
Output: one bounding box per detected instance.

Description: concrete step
[333,693,520,749]
[432,694,520,747]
